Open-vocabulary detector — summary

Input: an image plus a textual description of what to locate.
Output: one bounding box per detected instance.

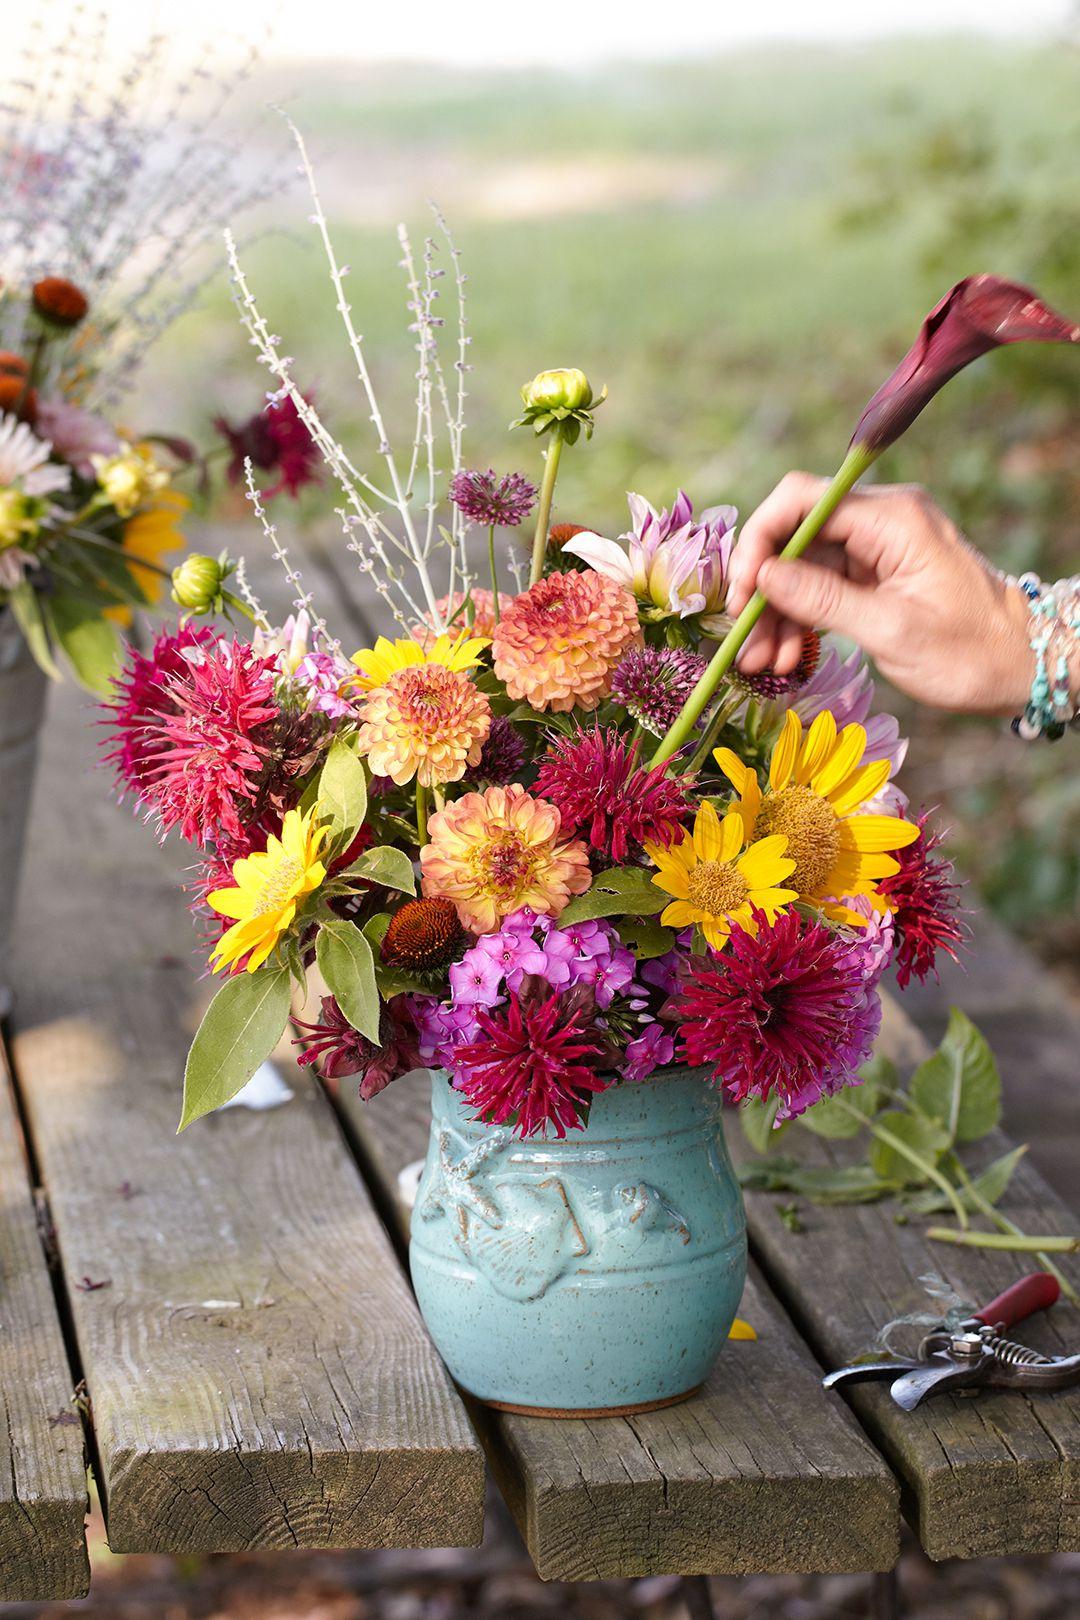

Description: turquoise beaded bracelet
[1008,571,1080,742]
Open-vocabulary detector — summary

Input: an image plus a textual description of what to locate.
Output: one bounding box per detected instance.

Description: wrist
[989,582,1038,718]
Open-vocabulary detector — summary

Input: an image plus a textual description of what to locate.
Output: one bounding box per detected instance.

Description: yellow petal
[693,800,724,862]
[718,809,745,863]
[713,747,753,793]
[811,722,866,797]
[207,886,249,920]
[828,757,891,816]
[661,900,699,929]
[650,857,691,899]
[736,834,794,889]
[700,917,733,949]
[769,709,800,790]
[840,814,920,853]
[748,887,799,919]
[795,709,837,784]
[728,1317,757,1341]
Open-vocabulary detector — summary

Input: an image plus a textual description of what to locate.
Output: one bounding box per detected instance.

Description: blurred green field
[149,35,1080,962]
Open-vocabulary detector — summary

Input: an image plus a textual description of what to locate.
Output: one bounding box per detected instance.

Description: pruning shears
[823,1272,1080,1410]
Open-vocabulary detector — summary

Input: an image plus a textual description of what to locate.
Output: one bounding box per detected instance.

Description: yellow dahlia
[358,663,491,787]
[208,806,330,974]
[491,569,642,713]
[645,800,797,951]
[420,784,591,933]
[715,709,920,926]
[350,630,489,691]
[105,489,189,625]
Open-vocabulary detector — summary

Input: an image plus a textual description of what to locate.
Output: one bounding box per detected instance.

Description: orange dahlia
[491,570,642,712]
[357,663,491,788]
[420,784,592,933]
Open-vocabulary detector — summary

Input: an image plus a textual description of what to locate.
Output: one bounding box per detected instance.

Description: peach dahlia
[420,784,591,934]
[357,663,491,788]
[491,569,642,712]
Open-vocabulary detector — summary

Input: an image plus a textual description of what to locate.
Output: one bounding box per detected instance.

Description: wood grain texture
[0,1041,88,1599]
[7,675,483,1556]
[733,994,1080,1563]
[342,1071,899,1580]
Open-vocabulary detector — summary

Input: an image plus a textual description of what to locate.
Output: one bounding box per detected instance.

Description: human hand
[726,473,1034,716]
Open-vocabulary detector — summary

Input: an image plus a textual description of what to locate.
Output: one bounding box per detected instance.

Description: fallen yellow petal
[728,1317,757,1341]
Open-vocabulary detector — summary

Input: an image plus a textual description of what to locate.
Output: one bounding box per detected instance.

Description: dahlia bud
[32,276,89,329]
[171,553,227,615]
[513,367,606,444]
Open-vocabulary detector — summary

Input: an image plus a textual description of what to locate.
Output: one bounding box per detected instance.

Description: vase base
[471,1383,703,1420]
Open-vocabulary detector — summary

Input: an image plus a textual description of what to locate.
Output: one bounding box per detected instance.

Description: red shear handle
[972,1271,1061,1329]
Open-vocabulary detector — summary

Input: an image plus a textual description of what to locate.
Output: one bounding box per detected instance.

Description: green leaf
[911,1007,1001,1144]
[559,866,666,924]
[737,1157,896,1205]
[49,597,121,694]
[180,967,291,1130]
[798,1085,878,1140]
[343,844,416,894]
[316,920,380,1043]
[857,1051,899,1096]
[905,1144,1028,1216]
[740,1093,784,1154]
[9,582,60,679]
[315,737,368,849]
[615,918,676,960]
[868,1110,951,1186]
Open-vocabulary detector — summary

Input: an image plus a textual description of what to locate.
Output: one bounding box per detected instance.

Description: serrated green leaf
[868,1109,951,1185]
[316,920,380,1043]
[560,866,666,924]
[180,967,291,1130]
[49,597,121,694]
[316,736,368,849]
[344,844,416,894]
[911,1007,1001,1144]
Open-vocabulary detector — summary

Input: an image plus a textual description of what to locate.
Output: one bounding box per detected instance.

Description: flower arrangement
[100,141,1078,1140]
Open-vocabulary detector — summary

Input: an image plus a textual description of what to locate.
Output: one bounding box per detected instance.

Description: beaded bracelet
[1007,571,1080,742]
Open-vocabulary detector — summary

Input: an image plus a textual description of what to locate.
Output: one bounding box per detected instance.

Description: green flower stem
[221,590,257,622]
[650,443,877,767]
[529,427,566,586]
[487,524,501,620]
[953,1160,1079,1304]
[416,783,429,848]
[927,1227,1080,1254]
[686,691,743,776]
[833,1096,970,1229]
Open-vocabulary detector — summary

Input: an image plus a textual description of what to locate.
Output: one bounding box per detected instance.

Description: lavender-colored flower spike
[851,275,1080,453]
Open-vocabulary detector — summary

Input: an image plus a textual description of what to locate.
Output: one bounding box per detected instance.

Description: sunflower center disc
[755,784,840,895]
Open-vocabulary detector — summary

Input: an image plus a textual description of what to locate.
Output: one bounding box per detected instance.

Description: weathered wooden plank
[0,1039,88,1599]
[339,1070,899,1580]
[733,994,1080,1563]
[7,674,484,1555]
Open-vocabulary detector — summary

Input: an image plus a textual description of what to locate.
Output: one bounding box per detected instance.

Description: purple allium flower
[672,909,882,1121]
[610,646,707,737]
[465,713,527,786]
[623,1019,677,1082]
[449,468,537,528]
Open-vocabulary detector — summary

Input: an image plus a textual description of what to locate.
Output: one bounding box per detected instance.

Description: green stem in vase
[650,443,877,768]
[487,524,501,620]
[529,428,566,587]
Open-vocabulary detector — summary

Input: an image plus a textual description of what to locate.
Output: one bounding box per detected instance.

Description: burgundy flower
[852,276,1080,453]
[671,910,882,1120]
[464,712,527,786]
[293,994,421,1098]
[534,724,690,863]
[215,393,321,499]
[877,813,967,990]
[453,978,611,1138]
[737,629,821,700]
[449,468,536,528]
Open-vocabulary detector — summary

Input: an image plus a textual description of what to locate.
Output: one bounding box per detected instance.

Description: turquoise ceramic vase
[410,1067,747,1416]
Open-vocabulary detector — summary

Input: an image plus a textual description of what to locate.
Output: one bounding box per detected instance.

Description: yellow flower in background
[715,709,919,927]
[645,800,796,951]
[350,630,489,690]
[207,807,329,974]
[90,440,169,518]
[105,489,189,625]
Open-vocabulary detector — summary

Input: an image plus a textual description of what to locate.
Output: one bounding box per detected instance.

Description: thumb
[757,556,871,641]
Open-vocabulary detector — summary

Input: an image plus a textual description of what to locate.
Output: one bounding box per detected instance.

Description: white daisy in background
[0,411,70,588]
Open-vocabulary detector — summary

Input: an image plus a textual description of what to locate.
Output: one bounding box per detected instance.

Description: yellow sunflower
[349,630,489,690]
[715,709,919,926]
[644,800,797,951]
[208,807,329,974]
[104,488,189,625]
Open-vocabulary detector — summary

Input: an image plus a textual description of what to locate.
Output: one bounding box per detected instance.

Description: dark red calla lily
[851,275,1080,452]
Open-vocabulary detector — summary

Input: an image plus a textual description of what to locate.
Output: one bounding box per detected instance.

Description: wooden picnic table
[2,524,1079,1601]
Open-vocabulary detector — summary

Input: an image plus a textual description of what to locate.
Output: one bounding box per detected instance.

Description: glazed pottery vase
[0,611,48,1017]
[410,1066,747,1416]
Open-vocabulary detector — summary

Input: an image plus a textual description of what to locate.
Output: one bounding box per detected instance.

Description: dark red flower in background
[453,978,611,1138]
[852,276,1080,453]
[293,994,421,1097]
[534,725,690,863]
[877,813,967,990]
[32,275,89,328]
[215,393,321,499]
